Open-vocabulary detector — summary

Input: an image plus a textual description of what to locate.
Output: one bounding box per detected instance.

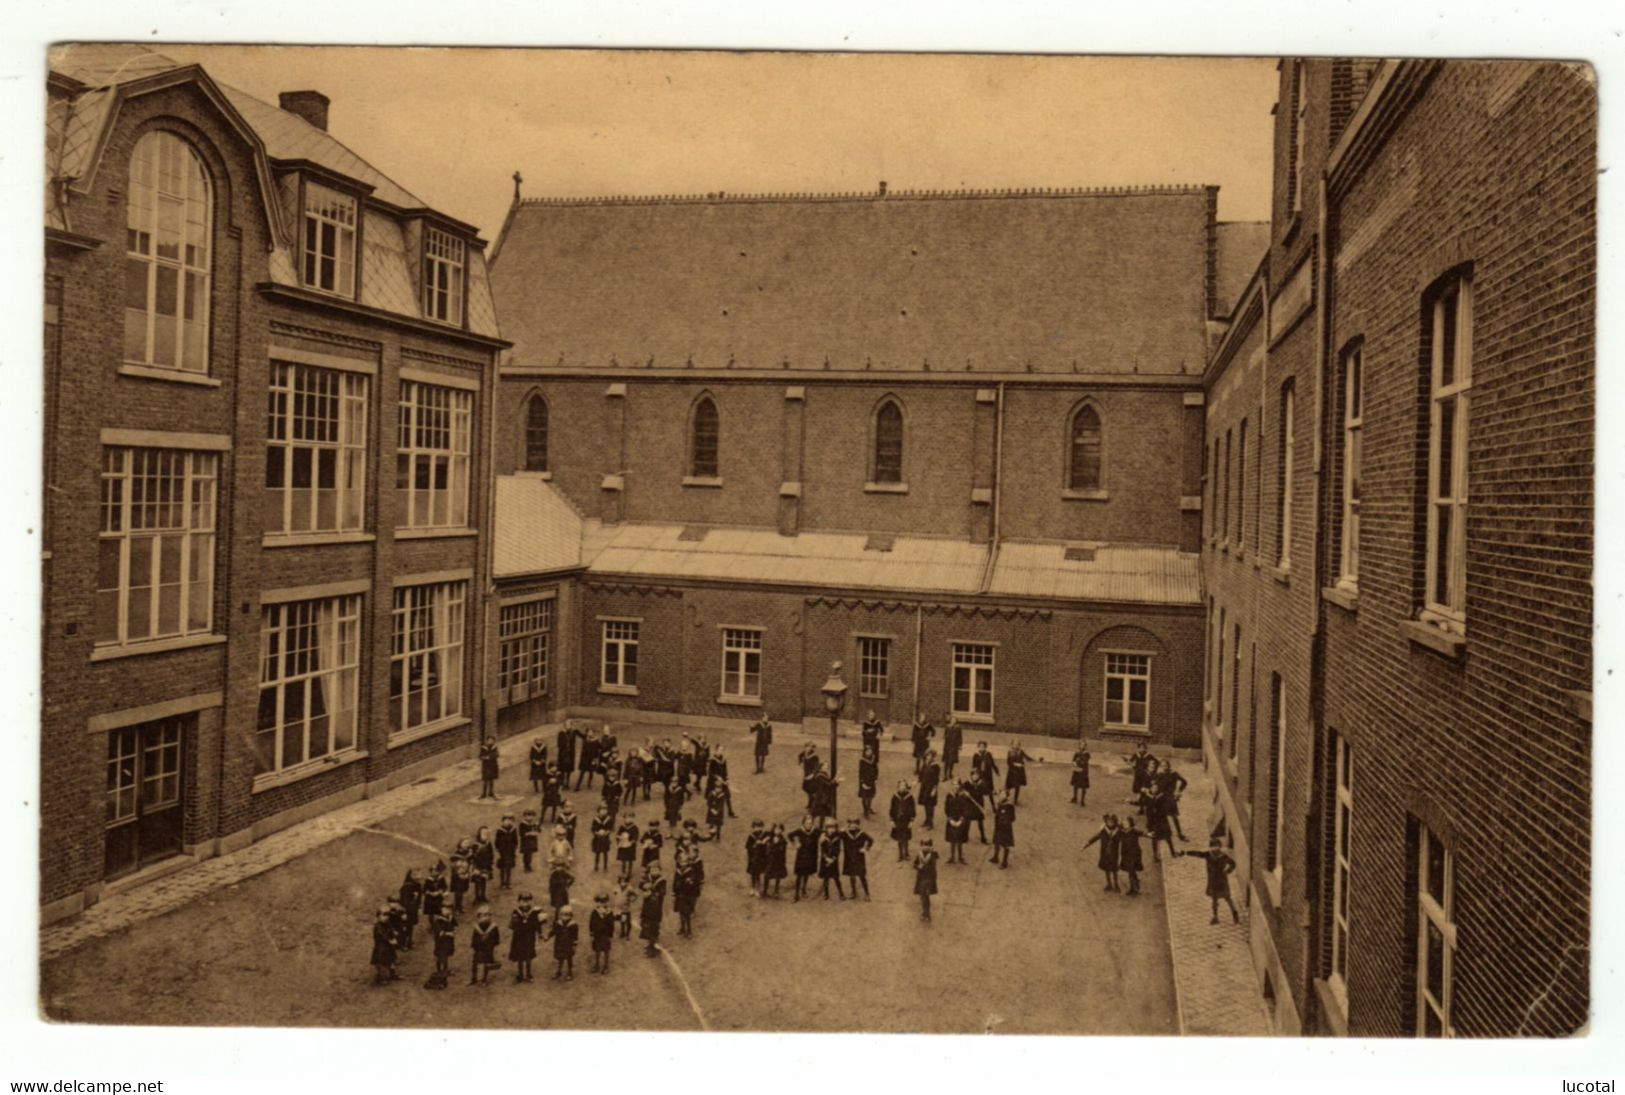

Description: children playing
[1083,814,1123,893]
[1183,837,1241,924]
[1118,816,1146,896]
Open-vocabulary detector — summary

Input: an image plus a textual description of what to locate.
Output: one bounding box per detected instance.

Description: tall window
[1425,275,1472,631]
[1268,673,1286,875]
[97,448,217,646]
[256,596,361,774]
[601,620,640,690]
[1215,609,1227,733]
[873,399,904,484]
[1340,344,1364,585]
[1291,61,1309,215]
[1236,419,1248,548]
[720,628,763,700]
[397,381,472,529]
[498,599,553,705]
[524,395,549,473]
[423,226,465,323]
[1103,653,1150,729]
[1277,382,1296,566]
[689,395,719,478]
[302,182,357,295]
[951,643,995,718]
[1416,824,1456,1037]
[124,131,210,373]
[858,636,891,698]
[1205,599,1216,704]
[1068,404,1103,490]
[1329,733,1354,1004]
[389,582,466,734]
[266,362,368,536]
[1222,429,1233,542]
[1209,439,1220,537]
[1230,624,1242,759]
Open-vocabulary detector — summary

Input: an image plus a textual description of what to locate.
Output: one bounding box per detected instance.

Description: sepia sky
[155,46,1281,243]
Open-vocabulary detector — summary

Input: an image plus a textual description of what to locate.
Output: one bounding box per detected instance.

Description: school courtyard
[40,727,1263,1034]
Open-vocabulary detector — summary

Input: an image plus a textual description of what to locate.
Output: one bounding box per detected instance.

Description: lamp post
[820,661,849,781]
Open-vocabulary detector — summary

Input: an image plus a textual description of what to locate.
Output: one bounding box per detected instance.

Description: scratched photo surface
[40,45,1593,1036]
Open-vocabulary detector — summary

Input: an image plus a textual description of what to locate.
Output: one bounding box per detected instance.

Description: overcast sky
[155,47,1280,243]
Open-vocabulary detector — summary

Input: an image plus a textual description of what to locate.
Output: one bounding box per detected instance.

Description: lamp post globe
[819,661,848,779]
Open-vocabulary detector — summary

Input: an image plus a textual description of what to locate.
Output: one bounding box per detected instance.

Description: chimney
[278,90,330,131]
[877,180,888,197]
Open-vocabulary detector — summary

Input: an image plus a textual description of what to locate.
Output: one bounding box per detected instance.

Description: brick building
[486,186,1267,746]
[1202,59,1594,1035]
[41,46,507,923]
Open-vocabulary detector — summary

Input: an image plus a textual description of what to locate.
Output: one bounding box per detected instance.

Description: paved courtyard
[39,725,1208,1034]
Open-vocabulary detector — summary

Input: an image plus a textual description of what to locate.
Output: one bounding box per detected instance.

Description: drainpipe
[977,381,1006,593]
[910,602,923,722]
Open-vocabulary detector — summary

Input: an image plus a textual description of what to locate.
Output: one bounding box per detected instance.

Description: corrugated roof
[493,476,584,578]
[586,524,989,595]
[490,187,1213,374]
[986,541,1202,605]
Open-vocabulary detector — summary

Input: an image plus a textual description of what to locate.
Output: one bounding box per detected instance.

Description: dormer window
[423,226,465,324]
[301,181,356,296]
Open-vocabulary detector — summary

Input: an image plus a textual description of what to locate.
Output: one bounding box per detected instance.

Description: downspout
[480,345,500,751]
[977,381,1006,594]
[911,603,923,722]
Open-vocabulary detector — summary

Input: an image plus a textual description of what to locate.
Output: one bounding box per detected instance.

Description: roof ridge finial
[512,170,523,204]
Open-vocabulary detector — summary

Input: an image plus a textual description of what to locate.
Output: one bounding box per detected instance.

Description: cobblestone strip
[1159,764,1273,1036]
[40,739,505,961]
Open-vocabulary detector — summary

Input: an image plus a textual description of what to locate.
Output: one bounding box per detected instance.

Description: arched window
[689,394,719,478]
[524,394,549,472]
[124,131,211,373]
[872,399,904,484]
[1068,404,1103,490]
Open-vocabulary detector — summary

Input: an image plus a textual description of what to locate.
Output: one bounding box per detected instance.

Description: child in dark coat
[889,782,917,861]
[842,817,874,900]
[449,855,472,913]
[557,802,579,847]
[745,820,769,895]
[673,852,702,937]
[590,805,614,873]
[1071,744,1092,805]
[1005,744,1034,804]
[589,892,617,973]
[469,906,501,985]
[943,785,969,864]
[551,905,580,979]
[470,826,495,905]
[479,735,500,800]
[817,820,846,900]
[789,816,820,902]
[1183,838,1241,923]
[640,866,667,957]
[917,751,941,829]
[398,869,423,950]
[765,822,789,898]
[430,905,458,980]
[858,746,879,817]
[528,737,549,793]
[494,814,519,889]
[548,862,575,915]
[1118,817,1146,895]
[519,809,542,874]
[617,815,640,881]
[1083,814,1123,893]
[422,862,448,920]
[750,713,773,773]
[508,893,542,982]
[913,840,939,922]
[371,906,399,984]
[640,825,664,871]
[990,791,1016,868]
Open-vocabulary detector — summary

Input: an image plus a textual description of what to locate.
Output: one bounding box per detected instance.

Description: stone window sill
[1269,562,1292,585]
[1400,618,1466,660]
[682,475,723,488]
[90,633,226,662]
[716,694,763,707]
[1061,488,1110,502]
[514,470,553,481]
[1101,724,1152,737]
[119,363,222,387]
[952,712,994,725]
[864,481,909,494]
[395,527,478,540]
[1264,866,1283,908]
[1314,978,1351,1037]
[251,749,369,794]
[598,684,639,697]
[387,716,471,750]
[1322,584,1359,613]
[263,531,376,549]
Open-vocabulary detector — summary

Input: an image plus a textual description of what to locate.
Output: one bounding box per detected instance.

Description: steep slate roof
[46,45,501,339]
[1214,221,1270,318]
[490,186,1216,375]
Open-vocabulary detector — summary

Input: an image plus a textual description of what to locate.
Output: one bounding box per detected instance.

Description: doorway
[104,715,188,880]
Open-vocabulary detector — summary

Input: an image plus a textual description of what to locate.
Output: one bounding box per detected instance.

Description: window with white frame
[1230,624,1242,759]
[858,636,891,698]
[1215,608,1227,733]
[601,619,640,690]
[389,582,466,734]
[1236,419,1248,549]
[1277,381,1296,566]
[720,627,763,700]
[97,448,217,646]
[1340,343,1363,585]
[1415,824,1456,1037]
[124,131,210,373]
[1425,275,1472,632]
[1103,652,1150,729]
[301,181,357,296]
[256,596,361,774]
[1330,732,1354,1003]
[397,380,472,529]
[423,226,465,324]
[1267,673,1286,875]
[265,362,367,536]
[1222,429,1233,542]
[1291,60,1309,215]
[497,599,553,705]
[951,643,995,718]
